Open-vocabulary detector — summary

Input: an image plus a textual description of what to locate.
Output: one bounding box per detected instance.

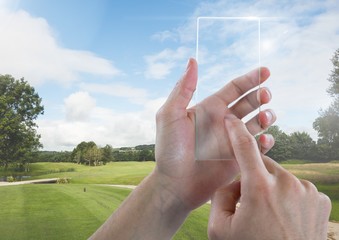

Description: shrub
[56,178,70,184]
[6,176,15,182]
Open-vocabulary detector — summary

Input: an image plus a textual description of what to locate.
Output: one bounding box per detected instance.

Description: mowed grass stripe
[0,185,131,240]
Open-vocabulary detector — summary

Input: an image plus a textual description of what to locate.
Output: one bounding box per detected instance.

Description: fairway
[1,161,339,239]
[0,184,130,239]
[25,161,156,185]
[0,184,210,240]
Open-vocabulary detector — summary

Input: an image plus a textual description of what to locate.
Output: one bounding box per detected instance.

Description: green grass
[0,184,209,240]
[317,183,339,221]
[282,162,339,185]
[280,159,309,164]
[1,161,339,239]
[1,162,156,185]
[0,184,130,239]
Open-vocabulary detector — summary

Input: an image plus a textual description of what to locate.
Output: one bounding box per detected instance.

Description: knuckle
[234,134,257,149]
[319,192,332,211]
[277,170,303,192]
[300,179,318,193]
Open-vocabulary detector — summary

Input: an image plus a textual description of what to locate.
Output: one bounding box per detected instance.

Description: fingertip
[259,134,275,149]
[259,87,272,104]
[259,109,276,128]
[260,67,270,82]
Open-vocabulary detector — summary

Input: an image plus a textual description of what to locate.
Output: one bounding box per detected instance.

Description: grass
[0,184,130,239]
[1,162,156,185]
[1,161,339,239]
[0,184,209,240]
[317,183,339,221]
[282,162,339,185]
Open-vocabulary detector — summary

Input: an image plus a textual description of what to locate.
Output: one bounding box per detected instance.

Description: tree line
[32,143,156,165]
[1,49,339,168]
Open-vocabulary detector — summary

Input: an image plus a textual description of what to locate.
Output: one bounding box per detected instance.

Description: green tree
[101,144,114,163]
[289,131,316,161]
[313,102,339,160]
[71,141,96,164]
[0,75,44,169]
[265,125,292,162]
[83,145,103,166]
[327,48,339,97]
[313,48,339,160]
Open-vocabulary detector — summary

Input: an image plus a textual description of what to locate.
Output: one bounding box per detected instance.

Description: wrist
[146,170,191,234]
[149,169,191,215]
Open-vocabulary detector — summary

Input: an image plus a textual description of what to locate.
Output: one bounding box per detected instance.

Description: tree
[313,102,339,160]
[0,75,44,169]
[83,145,103,166]
[71,141,96,164]
[327,48,339,97]
[101,144,114,163]
[289,131,316,161]
[313,48,339,160]
[265,125,292,162]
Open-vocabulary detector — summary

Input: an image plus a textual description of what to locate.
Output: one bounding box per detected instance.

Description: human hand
[154,58,276,210]
[208,116,331,240]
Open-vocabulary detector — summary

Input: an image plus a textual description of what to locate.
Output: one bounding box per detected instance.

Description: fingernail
[264,110,273,123]
[185,58,192,71]
[258,88,271,104]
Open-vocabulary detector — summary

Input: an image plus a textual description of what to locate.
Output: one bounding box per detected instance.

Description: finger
[162,58,198,111]
[246,109,276,135]
[211,181,241,217]
[262,155,284,174]
[214,67,270,106]
[208,181,241,239]
[258,134,275,154]
[230,87,272,119]
[225,115,268,181]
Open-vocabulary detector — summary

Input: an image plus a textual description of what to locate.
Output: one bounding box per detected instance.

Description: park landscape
[0,160,339,240]
[1,1,339,239]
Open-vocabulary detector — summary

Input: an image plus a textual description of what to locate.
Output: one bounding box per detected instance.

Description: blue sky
[0,0,338,150]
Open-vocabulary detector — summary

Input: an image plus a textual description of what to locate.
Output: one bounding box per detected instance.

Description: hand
[154,58,276,210]
[208,115,331,240]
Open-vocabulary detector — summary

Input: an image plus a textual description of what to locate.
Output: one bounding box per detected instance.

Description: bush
[56,178,70,184]
[6,176,15,182]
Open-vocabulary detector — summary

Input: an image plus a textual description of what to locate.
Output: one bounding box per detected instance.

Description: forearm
[89,171,190,240]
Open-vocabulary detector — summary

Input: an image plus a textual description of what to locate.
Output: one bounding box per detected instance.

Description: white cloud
[144,46,192,80]
[160,0,339,139]
[80,83,149,105]
[151,30,178,42]
[64,91,96,122]
[0,6,121,86]
[38,95,166,151]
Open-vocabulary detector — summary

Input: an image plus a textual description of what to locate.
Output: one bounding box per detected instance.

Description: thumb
[163,58,198,111]
[208,181,241,239]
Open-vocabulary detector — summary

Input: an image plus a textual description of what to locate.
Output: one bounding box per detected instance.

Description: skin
[208,115,332,240]
[89,58,276,240]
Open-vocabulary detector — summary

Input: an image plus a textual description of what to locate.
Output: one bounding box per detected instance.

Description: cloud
[151,30,178,42]
[38,94,166,151]
[144,46,192,80]
[80,83,149,105]
[0,6,121,86]
[64,91,96,122]
[159,0,339,139]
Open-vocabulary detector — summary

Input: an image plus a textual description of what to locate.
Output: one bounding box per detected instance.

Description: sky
[0,0,338,151]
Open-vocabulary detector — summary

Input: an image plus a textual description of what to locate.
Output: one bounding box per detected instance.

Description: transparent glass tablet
[195,17,261,160]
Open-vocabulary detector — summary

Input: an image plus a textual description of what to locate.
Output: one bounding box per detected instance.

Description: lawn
[0,184,209,240]
[1,161,339,240]
[1,161,156,185]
